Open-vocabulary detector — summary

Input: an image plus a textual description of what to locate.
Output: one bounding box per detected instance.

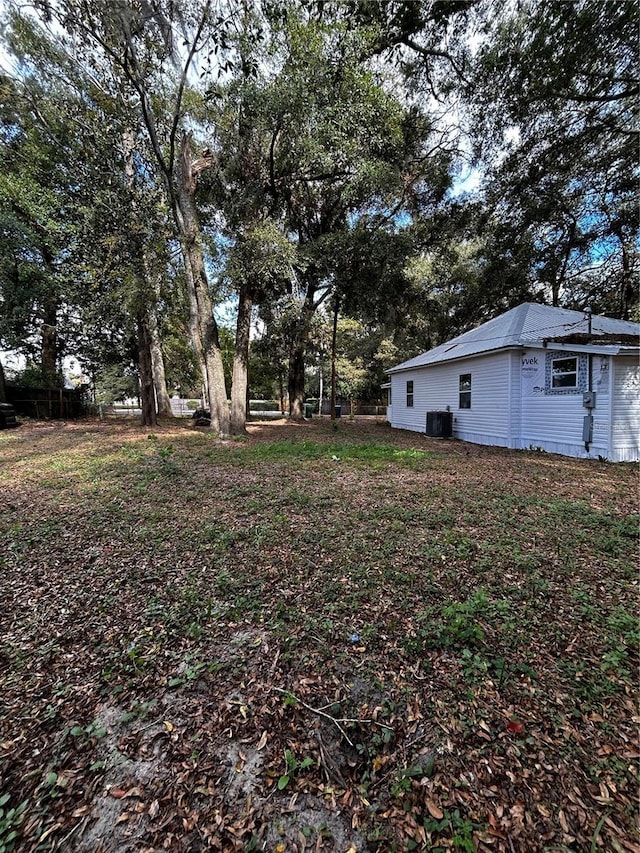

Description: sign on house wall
[521,354,544,396]
[522,351,606,396]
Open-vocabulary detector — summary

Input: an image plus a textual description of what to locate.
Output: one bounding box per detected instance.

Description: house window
[545,351,586,395]
[551,356,578,389]
[459,373,471,409]
[406,380,414,407]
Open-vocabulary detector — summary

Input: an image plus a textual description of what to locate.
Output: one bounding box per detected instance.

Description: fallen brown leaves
[0,418,638,852]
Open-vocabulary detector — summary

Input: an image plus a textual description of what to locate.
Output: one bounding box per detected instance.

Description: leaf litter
[0,418,638,851]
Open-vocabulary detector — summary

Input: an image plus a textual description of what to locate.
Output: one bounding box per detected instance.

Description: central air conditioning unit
[425,410,453,438]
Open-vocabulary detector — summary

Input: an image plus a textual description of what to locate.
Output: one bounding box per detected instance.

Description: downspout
[584,308,593,453]
[507,351,513,448]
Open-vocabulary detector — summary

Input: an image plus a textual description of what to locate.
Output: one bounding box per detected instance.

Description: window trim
[544,350,586,395]
[459,373,471,409]
[550,355,578,390]
[406,380,414,408]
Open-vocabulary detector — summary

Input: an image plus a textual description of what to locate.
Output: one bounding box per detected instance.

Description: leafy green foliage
[1,0,638,426]
[94,365,139,404]
[0,793,27,853]
[471,0,639,316]
[277,747,314,789]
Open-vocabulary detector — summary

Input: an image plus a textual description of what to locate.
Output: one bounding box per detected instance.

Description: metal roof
[387,303,640,373]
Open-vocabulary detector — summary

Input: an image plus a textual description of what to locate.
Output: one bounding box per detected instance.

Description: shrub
[249,400,280,412]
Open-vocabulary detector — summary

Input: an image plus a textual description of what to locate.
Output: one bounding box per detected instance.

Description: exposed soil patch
[1,417,638,851]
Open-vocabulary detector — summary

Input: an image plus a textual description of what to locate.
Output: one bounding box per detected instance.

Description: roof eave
[386,344,519,374]
[527,341,639,356]
[387,340,640,374]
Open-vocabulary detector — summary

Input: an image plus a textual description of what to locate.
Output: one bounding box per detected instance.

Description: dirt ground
[1,417,638,852]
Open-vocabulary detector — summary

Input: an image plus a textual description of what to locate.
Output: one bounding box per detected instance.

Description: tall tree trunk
[330,297,339,421]
[123,127,162,423]
[176,133,229,435]
[288,341,306,420]
[230,284,253,435]
[0,358,6,403]
[41,244,58,385]
[137,311,157,427]
[147,300,173,417]
[141,246,174,418]
[183,261,209,406]
[278,371,285,414]
[287,287,316,420]
[41,298,58,385]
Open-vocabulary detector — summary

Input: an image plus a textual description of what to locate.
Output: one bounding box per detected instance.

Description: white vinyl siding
[519,349,609,458]
[519,395,604,456]
[389,349,638,461]
[389,353,510,444]
[611,357,640,461]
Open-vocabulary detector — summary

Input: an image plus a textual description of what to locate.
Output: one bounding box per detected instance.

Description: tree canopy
[0,0,636,425]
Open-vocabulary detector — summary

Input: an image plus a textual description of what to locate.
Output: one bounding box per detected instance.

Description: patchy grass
[0,417,638,852]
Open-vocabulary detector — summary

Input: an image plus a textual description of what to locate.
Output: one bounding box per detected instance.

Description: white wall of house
[389,348,639,461]
[611,356,640,462]
[518,348,610,459]
[389,351,512,445]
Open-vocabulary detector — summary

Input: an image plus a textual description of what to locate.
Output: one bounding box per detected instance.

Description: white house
[386,303,640,462]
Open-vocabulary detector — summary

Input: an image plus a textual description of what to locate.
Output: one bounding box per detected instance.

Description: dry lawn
[1,417,638,852]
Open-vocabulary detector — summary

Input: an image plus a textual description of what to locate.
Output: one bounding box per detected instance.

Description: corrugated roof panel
[388,304,640,373]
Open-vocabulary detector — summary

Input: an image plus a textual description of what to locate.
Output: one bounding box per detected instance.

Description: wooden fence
[6,385,85,420]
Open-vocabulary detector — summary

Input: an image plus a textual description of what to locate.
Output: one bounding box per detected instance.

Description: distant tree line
[0,0,636,426]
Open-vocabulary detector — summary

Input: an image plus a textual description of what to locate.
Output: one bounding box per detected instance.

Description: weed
[571,585,596,618]
[277,748,314,789]
[460,648,488,681]
[391,760,436,798]
[423,808,483,851]
[601,647,629,676]
[69,719,107,741]
[489,656,536,690]
[556,659,620,705]
[168,660,207,688]
[440,595,487,647]
[120,699,158,723]
[390,774,412,797]
[0,793,27,853]
[125,642,146,672]
[606,606,638,648]
[42,771,68,800]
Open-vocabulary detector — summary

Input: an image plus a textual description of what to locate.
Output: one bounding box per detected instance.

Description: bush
[249,400,280,412]
[10,364,63,390]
